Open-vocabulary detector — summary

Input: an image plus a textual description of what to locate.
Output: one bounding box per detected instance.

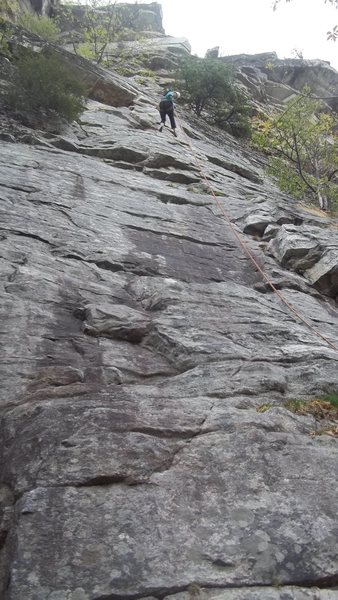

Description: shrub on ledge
[6,50,86,123]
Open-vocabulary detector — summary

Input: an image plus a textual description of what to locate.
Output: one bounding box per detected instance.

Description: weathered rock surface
[7,27,139,108]
[64,1,164,36]
[1,41,338,600]
[222,52,338,114]
[14,0,57,17]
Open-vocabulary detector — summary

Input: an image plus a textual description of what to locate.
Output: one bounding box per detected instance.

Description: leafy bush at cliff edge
[177,55,252,138]
[5,51,86,122]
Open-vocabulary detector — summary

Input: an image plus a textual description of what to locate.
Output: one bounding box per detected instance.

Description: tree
[59,0,141,64]
[0,19,12,56]
[177,56,251,137]
[253,96,338,210]
[210,92,252,138]
[178,56,234,117]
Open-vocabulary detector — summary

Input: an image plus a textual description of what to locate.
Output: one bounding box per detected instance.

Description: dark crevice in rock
[130,427,199,440]
[144,156,197,172]
[78,121,104,128]
[181,126,203,140]
[123,224,222,247]
[24,197,72,211]
[0,182,40,194]
[92,576,338,600]
[0,529,8,552]
[93,585,197,600]
[1,230,54,246]
[60,439,78,448]
[61,253,87,262]
[254,280,315,296]
[74,475,152,488]
[75,475,127,487]
[299,572,338,588]
[157,193,210,206]
[59,255,160,278]
[121,209,176,224]
[83,324,148,344]
[88,260,125,273]
[91,259,160,277]
[55,251,229,282]
[106,161,144,172]
[56,208,83,229]
[142,168,200,185]
[208,557,237,568]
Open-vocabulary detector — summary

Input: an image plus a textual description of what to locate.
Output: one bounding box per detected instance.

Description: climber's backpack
[159,99,174,112]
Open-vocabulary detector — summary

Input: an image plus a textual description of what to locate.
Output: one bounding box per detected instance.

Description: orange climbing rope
[176,115,338,354]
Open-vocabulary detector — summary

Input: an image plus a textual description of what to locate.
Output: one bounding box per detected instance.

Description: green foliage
[178,56,234,116]
[253,95,338,210]
[177,55,251,138]
[265,61,275,71]
[18,13,60,42]
[0,18,13,56]
[5,51,86,122]
[284,399,304,412]
[211,94,252,138]
[75,41,94,60]
[1,4,60,54]
[0,0,20,18]
[267,157,308,198]
[284,396,338,428]
[0,0,19,56]
[256,403,273,413]
[111,45,155,77]
[322,393,338,407]
[61,0,142,64]
[285,395,338,412]
[137,68,155,78]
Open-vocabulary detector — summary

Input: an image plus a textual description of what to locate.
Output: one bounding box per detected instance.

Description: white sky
[121,0,338,71]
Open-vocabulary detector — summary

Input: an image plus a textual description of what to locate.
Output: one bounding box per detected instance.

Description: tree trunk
[315,159,331,211]
[318,191,330,211]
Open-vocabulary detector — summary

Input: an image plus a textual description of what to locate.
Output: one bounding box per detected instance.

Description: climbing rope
[176,114,338,354]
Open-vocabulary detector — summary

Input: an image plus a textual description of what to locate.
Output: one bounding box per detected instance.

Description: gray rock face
[100,35,191,73]
[18,0,57,17]
[205,47,220,59]
[1,49,338,600]
[7,27,139,108]
[241,201,338,299]
[222,52,338,113]
[66,1,164,36]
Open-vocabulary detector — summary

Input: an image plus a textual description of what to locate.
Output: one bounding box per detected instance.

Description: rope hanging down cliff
[175,113,338,355]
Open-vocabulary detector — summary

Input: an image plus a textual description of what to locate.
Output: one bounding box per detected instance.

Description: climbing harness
[176,113,338,355]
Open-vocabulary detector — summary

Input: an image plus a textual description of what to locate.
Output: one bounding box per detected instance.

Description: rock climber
[158,90,180,137]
